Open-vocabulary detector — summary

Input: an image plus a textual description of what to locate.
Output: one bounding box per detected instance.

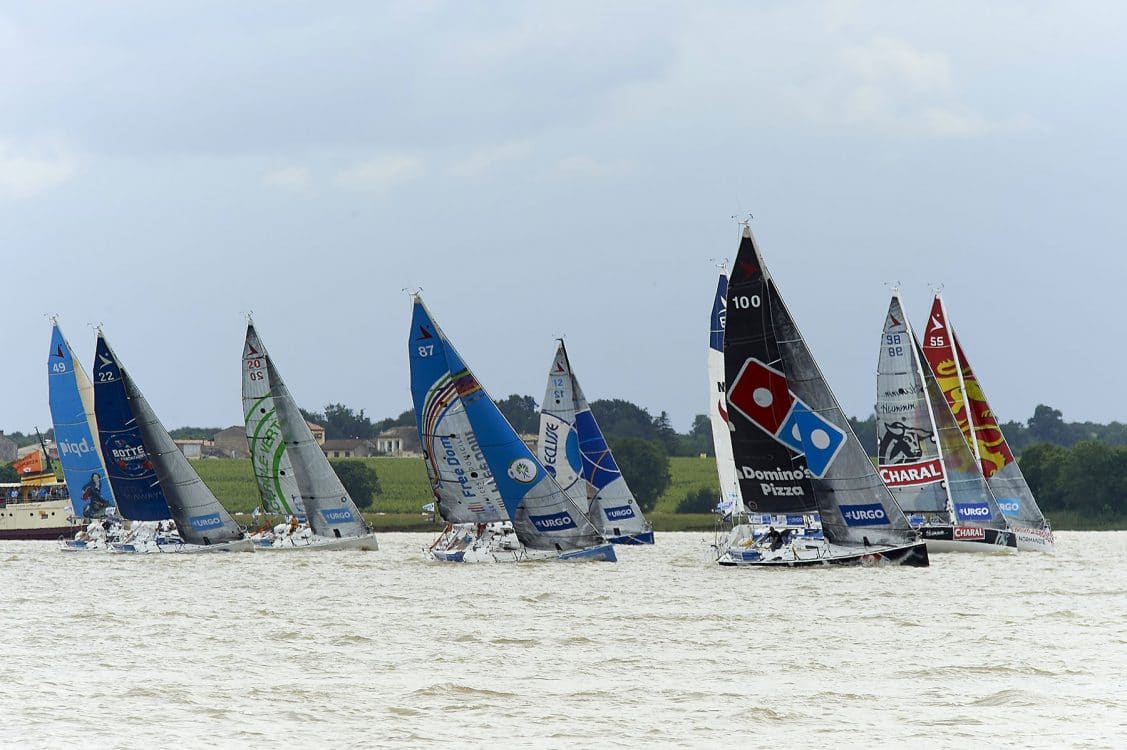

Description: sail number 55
[732,295,761,309]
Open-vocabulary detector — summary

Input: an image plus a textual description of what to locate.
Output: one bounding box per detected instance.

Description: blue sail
[413,296,606,552]
[91,334,170,521]
[409,298,511,523]
[47,324,116,519]
[710,271,727,353]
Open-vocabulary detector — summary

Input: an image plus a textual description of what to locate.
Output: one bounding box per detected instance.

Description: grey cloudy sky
[3,1,1125,434]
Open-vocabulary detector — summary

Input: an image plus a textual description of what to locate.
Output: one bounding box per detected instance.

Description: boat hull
[258,533,379,551]
[918,526,1017,554]
[607,529,654,545]
[1014,526,1056,553]
[558,542,617,562]
[0,524,83,541]
[719,540,929,568]
[112,537,257,554]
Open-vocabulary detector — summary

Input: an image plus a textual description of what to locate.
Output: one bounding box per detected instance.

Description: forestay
[48,323,116,519]
[921,296,1048,530]
[242,324,304,518]
[92,334,170,522]
[725,226,916,547]
[538,340,650,540]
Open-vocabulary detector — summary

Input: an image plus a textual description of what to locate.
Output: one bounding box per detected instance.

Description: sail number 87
[732,295,761,309]
[418,345,435,357]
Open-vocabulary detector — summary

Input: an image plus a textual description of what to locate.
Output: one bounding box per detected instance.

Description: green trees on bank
[1020,441,1127,522]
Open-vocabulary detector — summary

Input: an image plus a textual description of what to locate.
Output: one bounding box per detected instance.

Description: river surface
[2,532,1125,748]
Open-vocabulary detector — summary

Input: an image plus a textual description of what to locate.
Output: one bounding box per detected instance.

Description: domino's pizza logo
[727,358,846,478]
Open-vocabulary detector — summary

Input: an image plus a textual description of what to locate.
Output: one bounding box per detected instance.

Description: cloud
[262,165,313,192]
[335,153,426,192]
[0,138,77,199]
[555,155,634,179]
[447,141,531,178]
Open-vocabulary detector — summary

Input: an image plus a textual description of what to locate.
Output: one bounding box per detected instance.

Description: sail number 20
[247,358,265,381]
[731,295,761,309]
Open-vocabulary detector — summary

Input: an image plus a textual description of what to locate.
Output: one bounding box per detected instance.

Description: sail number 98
[885,333,903,357]
[731,295,761,309]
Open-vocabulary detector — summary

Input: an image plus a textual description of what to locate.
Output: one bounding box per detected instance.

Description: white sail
[538,340,652,544]
[242,324,304,518]
[708,267,743,516]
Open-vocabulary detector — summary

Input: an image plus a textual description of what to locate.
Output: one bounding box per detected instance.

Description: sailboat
[717,225,928,567]
[876,292,1016,553]
[92,332,254,553]
[241,323,378,551]
[408,294,616,563]
[242,320,306,538]
[49,322,125,551]
[921,295,1055,552]
[707,266,745,520]
[537,340,653,544]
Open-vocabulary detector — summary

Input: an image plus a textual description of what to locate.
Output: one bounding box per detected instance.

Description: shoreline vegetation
[193,457,1124,533]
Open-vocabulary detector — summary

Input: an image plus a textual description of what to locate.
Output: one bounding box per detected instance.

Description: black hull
[918,525,1017,552]
[719,541,929,568]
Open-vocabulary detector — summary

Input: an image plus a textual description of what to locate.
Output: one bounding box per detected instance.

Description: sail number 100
[731,295,761,309]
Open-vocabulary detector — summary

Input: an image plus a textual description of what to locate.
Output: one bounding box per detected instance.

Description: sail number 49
[732,295,761,309]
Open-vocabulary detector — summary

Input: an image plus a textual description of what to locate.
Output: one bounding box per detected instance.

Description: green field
[193,455,1109,531]
[195,455,724,528]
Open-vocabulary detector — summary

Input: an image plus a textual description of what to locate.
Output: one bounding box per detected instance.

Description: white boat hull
[425,522,614,563]
[112,536,257,554]
[257,532,379,551]
[1014,526,1056,553]
[718,536,929,568]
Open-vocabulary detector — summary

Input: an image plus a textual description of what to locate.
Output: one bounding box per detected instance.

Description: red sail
[920,296,1015,479]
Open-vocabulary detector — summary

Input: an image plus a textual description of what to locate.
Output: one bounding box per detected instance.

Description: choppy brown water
[2,532,1125,748]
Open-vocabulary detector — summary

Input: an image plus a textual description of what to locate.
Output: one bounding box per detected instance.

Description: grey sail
[875,294,950,516]
[242,324,305,518]
[123,372,244,545]
[265,348,370,539]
